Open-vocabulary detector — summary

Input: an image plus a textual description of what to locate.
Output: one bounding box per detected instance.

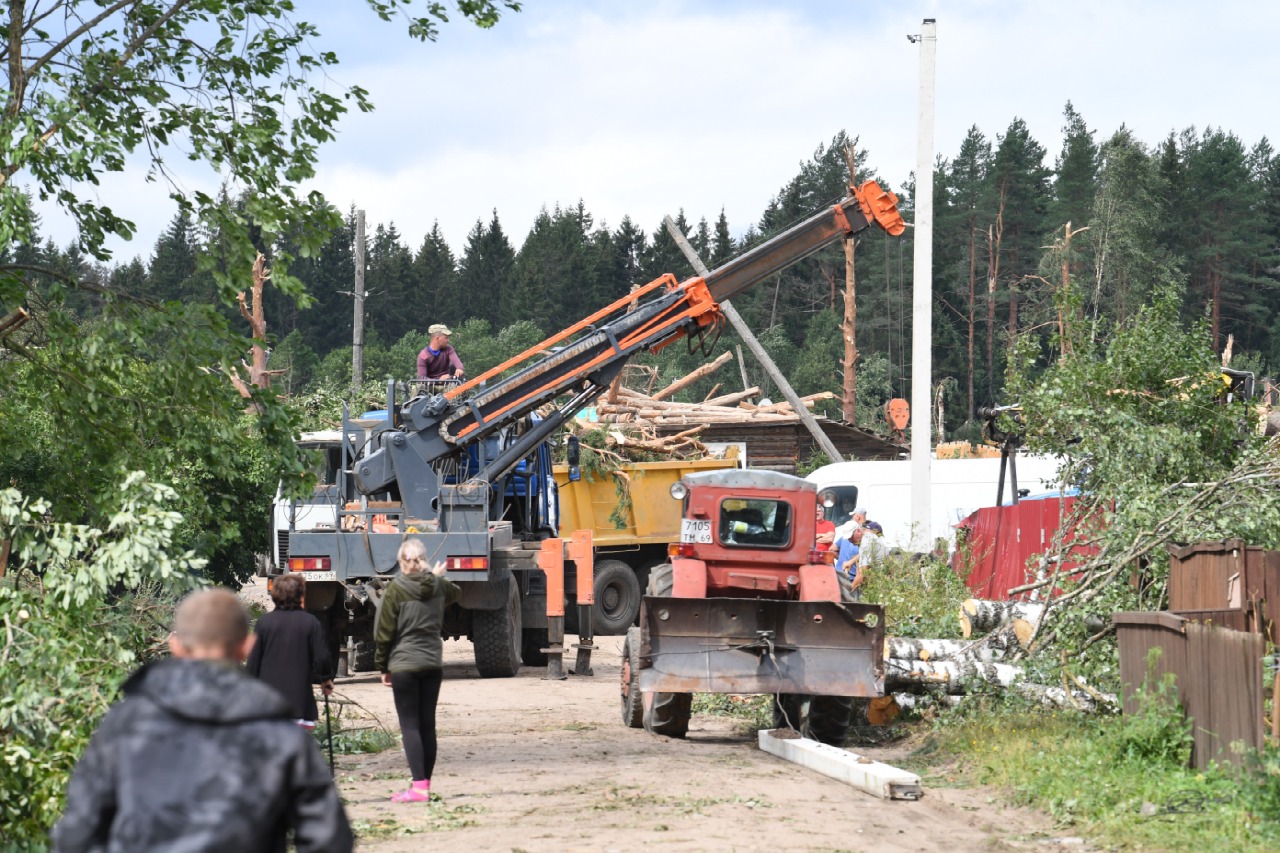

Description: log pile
[593,351,835,427]
[875,596,1117,720]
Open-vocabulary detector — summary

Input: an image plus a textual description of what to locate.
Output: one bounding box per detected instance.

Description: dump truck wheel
[473,578,522,677]
[640,564,691,736]
[620,626,644,728]
[592,559,641,635]
[771,694,805,732]
[521,628,548,667]
[350,640,377,673]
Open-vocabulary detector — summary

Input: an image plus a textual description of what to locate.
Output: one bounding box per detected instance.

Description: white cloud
[29,0,1280,265]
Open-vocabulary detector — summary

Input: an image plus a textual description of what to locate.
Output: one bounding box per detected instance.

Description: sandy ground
[301,626,1099,853]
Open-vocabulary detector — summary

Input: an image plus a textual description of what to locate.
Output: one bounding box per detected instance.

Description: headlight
[669,482,688,500]
[819,490,836,508]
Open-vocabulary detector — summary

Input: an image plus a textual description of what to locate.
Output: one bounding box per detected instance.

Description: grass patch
[589,785,740,816]
[313,720,398,755]
[350,799,481,837]
[904,698,1280,852]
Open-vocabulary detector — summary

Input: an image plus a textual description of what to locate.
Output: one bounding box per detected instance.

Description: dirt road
[325,635,1080,852]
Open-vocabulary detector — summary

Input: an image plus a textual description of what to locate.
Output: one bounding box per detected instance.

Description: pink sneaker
[391,780,431,803]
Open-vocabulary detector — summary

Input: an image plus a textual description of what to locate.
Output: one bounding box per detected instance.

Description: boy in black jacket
[52,588,353,853]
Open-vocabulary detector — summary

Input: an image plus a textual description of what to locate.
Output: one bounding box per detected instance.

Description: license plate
[680,518,712,544]
[297,570,337,582]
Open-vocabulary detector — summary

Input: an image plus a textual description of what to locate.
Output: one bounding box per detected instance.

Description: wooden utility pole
[664,216,845,465]
[842,143,860,424]
[352,209,366,395]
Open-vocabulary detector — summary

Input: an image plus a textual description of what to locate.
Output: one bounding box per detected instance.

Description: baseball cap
[428,323,452,336]
[850,507,867,517]
[866,521,883,534]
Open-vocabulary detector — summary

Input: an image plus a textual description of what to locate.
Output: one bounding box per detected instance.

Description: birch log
[884,637,1007,663]
[884,658,1023,694]
[958,598,1045,638]
[1015,683,1118,713]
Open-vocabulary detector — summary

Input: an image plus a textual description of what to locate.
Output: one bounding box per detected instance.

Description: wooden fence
[1167,539,1280,643]
[1113,611,1265,770]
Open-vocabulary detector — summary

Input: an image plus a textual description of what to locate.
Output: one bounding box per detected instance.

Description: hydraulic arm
[353,181,904,520]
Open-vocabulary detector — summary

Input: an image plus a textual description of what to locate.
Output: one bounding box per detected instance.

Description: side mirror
[566,435,581,483]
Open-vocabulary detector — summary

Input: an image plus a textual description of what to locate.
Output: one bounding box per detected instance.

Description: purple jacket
[417,344,464,379]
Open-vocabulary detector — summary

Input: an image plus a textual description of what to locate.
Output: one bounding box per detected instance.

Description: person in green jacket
[376,538,461,803]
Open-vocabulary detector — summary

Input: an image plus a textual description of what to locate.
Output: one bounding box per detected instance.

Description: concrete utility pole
[351,209,366,396]
[664,216,845,465]
[910,18,937,551]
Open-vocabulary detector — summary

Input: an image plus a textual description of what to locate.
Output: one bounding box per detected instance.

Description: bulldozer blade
[638,597,884,697]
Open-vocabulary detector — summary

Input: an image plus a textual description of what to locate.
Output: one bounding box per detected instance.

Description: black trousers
[390,669,443,781]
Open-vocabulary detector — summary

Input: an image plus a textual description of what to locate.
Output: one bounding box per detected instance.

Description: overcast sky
[32,0,1280,263]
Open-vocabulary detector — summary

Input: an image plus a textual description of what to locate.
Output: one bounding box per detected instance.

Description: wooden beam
[651,350,733,400]
[757,729,923,800]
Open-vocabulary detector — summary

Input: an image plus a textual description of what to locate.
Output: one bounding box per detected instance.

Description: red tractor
[620,469,885,744]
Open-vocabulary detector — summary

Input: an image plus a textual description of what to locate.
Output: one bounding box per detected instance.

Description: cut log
[1015,683,1118,713]
[866,695,902,726]
[888,692,965,715]
[958,598,1045,638]
[702,387,761,407]
[883,637,1006,663]
[884,657,1023,695]
[651,351,733,400]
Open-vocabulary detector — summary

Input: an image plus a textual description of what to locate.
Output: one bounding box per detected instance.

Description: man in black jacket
[52,588,353,853]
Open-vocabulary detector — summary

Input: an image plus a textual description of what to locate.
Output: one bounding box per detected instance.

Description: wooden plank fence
[1113,611,1265,770]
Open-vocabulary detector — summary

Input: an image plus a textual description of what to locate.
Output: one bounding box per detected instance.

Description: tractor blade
[638,597,885,697]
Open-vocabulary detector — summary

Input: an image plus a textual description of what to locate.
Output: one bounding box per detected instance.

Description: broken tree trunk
[885,658,1023,695]
[651,351,733,400]
[1015,683,1118,713]
[958,598,1045,638]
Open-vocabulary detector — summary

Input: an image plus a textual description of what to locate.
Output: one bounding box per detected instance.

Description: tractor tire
[771,693,853,747]
[640,564,691,737]
[521,628,549,667]
[620,627,644,728]
[590,559,642,635]
[473,578,522,678]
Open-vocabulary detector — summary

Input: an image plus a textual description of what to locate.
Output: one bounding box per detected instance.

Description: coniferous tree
[456,210,515,329]
[412,221,457,329]
[365,222,415,342]
[990,117,1052,353]
[147,212,198,300]
[711,208,735,267]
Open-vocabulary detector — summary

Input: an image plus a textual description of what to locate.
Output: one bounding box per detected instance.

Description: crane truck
[270,179,905,679]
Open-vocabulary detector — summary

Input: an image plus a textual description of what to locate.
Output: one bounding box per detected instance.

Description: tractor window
[820,486,859,524]
[718,499,792,548]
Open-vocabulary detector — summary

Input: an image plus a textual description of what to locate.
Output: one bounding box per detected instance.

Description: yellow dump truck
[554,456,738,634]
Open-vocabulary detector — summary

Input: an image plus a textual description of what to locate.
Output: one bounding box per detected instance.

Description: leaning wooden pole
[663,216,844,464]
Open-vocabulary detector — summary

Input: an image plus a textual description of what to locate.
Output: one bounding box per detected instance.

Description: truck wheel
[473,578,522,678]
[521,628,548,667]
[350,640,377,673]
[640,564,691,737]
[591,559,641,635]
[620,627,644,728]
[772,694,806,732]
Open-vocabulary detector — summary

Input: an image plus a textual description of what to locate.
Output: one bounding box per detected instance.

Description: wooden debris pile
[869,597,1117,725]
[594,351,835,427]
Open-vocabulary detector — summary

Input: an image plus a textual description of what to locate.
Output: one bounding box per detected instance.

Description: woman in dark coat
[246,573,334,726]
[376,538,461,803]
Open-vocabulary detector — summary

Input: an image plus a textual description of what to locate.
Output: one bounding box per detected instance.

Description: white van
[805,454,1064,552]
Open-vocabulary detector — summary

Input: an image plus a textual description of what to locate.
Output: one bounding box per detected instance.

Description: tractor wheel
[473,578,522,677]
[620,626,644,728]
[805,695,855,746]
[771,694,853,746]
[590,559,642,635]
[521,628,549,667]
[640,564,691,737]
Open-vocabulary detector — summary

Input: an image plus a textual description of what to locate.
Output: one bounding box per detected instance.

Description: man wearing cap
[835,506,868,540]
[417,324,465,380]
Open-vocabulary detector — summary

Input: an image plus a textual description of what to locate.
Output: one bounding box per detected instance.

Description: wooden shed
[655,417,902,474]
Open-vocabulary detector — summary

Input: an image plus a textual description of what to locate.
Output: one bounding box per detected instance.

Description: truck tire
[521,628,548,667]
[620,626,644,728]
[591,559,642,635]
[350,639,377,673]
[473,578,522,678]
[641,564,691,737]
[772,693,853,747]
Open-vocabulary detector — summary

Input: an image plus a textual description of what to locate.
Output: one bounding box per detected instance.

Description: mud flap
[637,597,884,697]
